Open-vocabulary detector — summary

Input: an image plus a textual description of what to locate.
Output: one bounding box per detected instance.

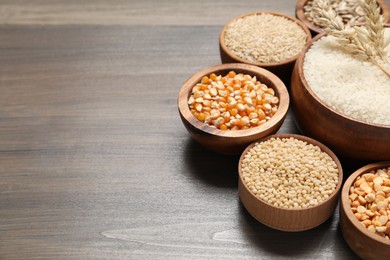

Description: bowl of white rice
[219,11,312,84]
[291,26,390,160]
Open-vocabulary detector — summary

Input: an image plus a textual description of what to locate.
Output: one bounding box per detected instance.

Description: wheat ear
[312,0,390,78]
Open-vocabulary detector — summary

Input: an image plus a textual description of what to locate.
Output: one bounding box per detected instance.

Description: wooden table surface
[1,1,389,259]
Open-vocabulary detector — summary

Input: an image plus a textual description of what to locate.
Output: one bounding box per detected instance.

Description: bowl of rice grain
[238,134,343,231]
[291,25,390,160]
[296,0,390,35]
[340,161,390,259]
[178,63,289,155]
[219,12,312,85]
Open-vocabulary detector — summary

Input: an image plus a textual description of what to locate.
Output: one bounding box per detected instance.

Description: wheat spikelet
[360,0,389,61]
[312,0,390,78]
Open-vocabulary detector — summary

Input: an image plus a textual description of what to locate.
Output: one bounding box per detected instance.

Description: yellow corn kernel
[257,109,266,120]
[196,113,206,121]
[201,76,209,84]
[219,124,228,130]
[230,108,238,116]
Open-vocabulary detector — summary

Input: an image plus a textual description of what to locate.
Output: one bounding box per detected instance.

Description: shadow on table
[237,202,359,259]
[183,139,239,189]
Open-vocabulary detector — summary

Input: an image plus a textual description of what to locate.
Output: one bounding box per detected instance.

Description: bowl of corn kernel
[177,63,289,155]
[238,133,343,231]
[340,161,390,259]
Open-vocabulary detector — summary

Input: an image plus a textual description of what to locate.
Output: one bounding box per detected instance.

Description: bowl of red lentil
[340,161,390,259]
[219,11,312,84]
[177,63,289,155]
[295,0,390,35]
[238,134,343,231]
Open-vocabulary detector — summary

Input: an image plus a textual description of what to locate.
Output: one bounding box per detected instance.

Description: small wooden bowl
[219,11,312,85]
[177,63,289,155]
[290,30,390,160]
[295,0,390,35]
[340,162,390,259]
[238,134,343,231]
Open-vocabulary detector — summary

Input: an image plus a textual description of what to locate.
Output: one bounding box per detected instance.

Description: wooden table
[1,1,389,259]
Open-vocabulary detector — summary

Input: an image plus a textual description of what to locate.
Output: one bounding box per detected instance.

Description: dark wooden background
[1,0,389,259]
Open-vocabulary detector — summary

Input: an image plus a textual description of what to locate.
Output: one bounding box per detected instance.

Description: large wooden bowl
[340,162,390,259]
[238,134,343,231]
[219,11,312,85]
[178,63,289,155]
[290,31,390,160]
[295,0,390,35]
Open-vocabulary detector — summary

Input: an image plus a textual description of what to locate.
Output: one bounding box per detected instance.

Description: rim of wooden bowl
[296,27,390,129]
[341,161,390,246]
[295,0,390,35]
[238,133,343,231]
[177,63,289,138]
[219,11,312,68]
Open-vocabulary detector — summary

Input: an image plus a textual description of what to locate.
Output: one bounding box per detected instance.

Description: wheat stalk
[312,0,390,78]
[360,0,390,63]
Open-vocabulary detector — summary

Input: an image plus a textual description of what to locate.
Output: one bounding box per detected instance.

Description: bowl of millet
[219,11,312,84]
[177,63,289,155]
[340,161,390,259]
[238,134,343,231]
[290,21,390,160]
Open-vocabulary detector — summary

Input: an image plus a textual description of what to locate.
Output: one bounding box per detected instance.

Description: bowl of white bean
[238,133,343,231]
[340,161,390,259]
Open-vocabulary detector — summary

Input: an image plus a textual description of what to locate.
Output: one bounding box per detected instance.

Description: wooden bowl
[177,63,289,155]
[340,162,390,259]
[238,133,343,231]
[219,11,312,85]
[295,0,390,35]
[290,30,390,160]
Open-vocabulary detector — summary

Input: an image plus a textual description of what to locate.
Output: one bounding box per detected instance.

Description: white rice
[304,28,390,125]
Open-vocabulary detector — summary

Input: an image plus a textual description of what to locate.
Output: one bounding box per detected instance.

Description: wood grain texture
[0,0,297,26]
[1,0,387,259]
